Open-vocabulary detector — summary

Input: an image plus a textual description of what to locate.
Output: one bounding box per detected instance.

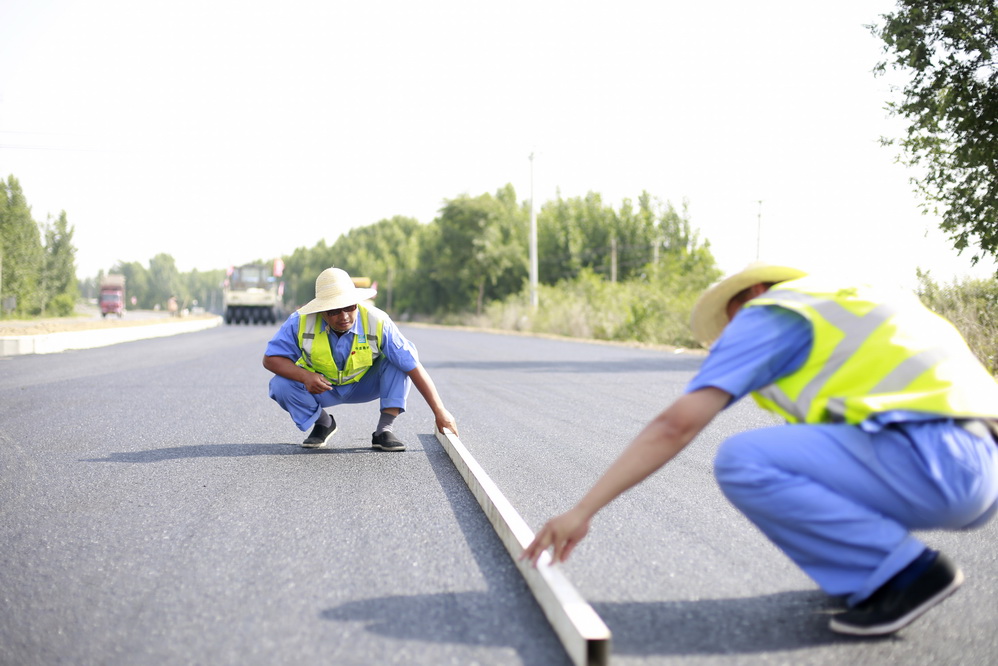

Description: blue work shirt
[686,305,944,431]
[265,308,420,375]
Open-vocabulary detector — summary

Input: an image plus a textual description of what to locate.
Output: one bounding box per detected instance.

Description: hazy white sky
[2,0,996,287]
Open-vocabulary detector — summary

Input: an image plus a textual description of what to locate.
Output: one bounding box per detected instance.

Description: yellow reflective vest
[295,306,386,385]
[744,277,998,424]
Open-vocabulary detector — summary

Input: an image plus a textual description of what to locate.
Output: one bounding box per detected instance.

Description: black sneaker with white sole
[829,552,963,636]
[371,430,406,451]
[302,416,337,448]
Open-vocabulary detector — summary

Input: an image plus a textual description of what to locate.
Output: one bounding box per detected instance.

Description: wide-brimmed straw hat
[298,267,378,315]
[689,262,807,347]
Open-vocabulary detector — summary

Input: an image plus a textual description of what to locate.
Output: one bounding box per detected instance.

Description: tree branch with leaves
[872,0,998,264]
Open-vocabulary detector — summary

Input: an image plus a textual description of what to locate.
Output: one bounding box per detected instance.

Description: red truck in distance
[99,274,126,318]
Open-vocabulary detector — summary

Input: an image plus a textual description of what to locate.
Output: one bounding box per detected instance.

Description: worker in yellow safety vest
[523,262,998,637]
[264,267,458,451]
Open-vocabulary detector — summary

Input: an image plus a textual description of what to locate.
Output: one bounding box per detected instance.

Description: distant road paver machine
[223,262,285,325]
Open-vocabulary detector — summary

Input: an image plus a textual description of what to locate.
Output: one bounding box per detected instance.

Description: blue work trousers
[269,359,412,431]
[714,420,998,606]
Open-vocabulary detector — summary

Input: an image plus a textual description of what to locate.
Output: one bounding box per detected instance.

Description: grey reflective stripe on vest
[867,346,951,395]
[300,313,319,368]
[300,310,382,381]
[367,309,381,358]
[755,290,899,422]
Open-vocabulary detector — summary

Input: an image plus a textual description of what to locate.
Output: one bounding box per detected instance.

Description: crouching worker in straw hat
[522,262,998,636]
[263,267,458,451]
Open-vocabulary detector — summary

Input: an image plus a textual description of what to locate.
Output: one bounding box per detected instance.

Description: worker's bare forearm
[263,355,309,383]
[408,364,444,412]
[407,363,458,434]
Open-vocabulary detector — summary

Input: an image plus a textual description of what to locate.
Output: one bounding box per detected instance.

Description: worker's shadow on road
[319,589,570,663]
[318,433,573,666]
[80,442,373,462]
[592,591,851,657]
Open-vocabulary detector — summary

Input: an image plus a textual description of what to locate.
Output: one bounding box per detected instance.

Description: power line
[0,143,114,153]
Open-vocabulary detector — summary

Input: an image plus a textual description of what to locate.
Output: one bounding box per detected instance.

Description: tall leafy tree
[283,240,337,308]
[183,267,225,312]
[0,176,45,315]
[147,253,182,310]
[430,185,528,314]
[487,184,531,305]
[872,1,998,264]
[654,198,716,277]
[537,194,587,284]
[330,215,424,315]
[42,211,78,315]
[428,193,493,313]
[614,192,665,281]
[537,191,664,284]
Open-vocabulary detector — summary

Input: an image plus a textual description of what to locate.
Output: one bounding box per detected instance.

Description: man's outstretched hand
[520,508,591,567]
[435,410,459,436]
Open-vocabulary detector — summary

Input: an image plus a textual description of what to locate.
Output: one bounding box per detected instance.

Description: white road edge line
[435,427,611,666]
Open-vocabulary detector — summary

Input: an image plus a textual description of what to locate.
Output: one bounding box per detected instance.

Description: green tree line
[2,171,720,347]
[281,184,720,346]
[79,257,225,314]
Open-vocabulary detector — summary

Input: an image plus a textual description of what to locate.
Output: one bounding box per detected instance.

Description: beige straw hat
[689,262,807,347]
[297,267,378,315]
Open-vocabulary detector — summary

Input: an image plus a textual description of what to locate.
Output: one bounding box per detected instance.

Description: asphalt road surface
[2,323,996,665]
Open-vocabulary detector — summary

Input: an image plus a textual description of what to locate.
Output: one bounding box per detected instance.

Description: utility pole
[756,200,763,260]
[610,236,618,283]
[529,152,538,308]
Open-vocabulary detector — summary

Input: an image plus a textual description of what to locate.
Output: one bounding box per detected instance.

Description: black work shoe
[302,416,337,448]
[371,430,406,451]
[829,552,964,636]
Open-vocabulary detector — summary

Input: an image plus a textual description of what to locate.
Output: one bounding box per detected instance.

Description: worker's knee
[713,430,780,503]
[715,431,761,476]
[268,374,304,401]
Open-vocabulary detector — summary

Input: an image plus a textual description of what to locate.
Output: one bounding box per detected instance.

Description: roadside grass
[453,268,998,376]
[459,268,716,350]
[916,270,998,374]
